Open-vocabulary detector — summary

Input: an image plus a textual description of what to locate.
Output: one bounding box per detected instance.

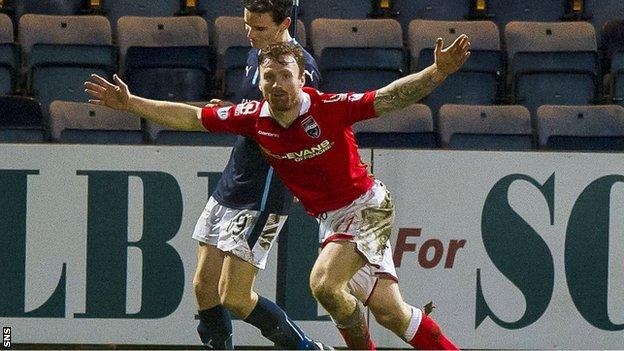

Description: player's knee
[372,309,402,333]
[309,274,339,304]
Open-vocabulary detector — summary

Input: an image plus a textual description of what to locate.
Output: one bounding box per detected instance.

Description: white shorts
[192,197,288,269]
[319,180,398,304]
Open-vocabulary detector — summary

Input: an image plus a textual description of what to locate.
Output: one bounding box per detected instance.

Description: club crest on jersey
[301,116,320,138]
[217,107,231,120]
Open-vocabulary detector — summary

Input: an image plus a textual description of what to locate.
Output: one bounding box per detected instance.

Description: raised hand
[434,34,471,76]
[84,74,131,110]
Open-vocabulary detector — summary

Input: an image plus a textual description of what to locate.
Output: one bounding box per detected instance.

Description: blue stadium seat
[312,18,405,93]
[505,22,599,124]
[489,2,563,30]
[197,0,243,31]
[395,0,468,29]
[49,101,143,144]
[298,0,370,31]
[537,105,624,150]
[0,96,46,142]
[353,104,438,148]
[125,46,214,101]
[439,104,533,150]
[0,43,17,94]
[215,16,306,100]
[102,0,181,31]
[0,14,17,95]
[512,51,599,111]
[117,16,214,101]
[19,14,114,114]
[409,20,502,127]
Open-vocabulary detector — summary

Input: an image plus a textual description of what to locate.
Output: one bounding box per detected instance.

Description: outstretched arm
[373,34,471,116]
[84,74,205,131]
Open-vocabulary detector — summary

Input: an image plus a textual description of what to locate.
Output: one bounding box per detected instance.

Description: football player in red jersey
[85,35,469,350]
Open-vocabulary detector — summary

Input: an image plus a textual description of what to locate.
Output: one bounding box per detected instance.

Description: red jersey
[200,87,378,216]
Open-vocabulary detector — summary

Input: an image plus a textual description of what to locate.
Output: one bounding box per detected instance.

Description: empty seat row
[1,0,622,35]
[0,96,236,145]
[359,103,624,151]
[2,96,623,152]
[1,14,623,124]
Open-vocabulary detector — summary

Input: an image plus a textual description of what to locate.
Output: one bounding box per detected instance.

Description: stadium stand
[298,0,369,31]
[0,13,17,94]
[0,95,46,142]
[48,100,143,144]
[489,1,563,31]
[537,104,624,150]
[409,19,503,128]
[0,0,621,151]
[102,0,181,32]
[353,103,438,148]
[439,104,533,150]
[18,14,114,115]
[395,0,469,29]
[198,0,243,31]
[117,16,213,101]
[505,21,600,129]
[312,18,405,93]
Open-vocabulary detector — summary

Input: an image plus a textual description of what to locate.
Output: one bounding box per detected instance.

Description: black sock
[197,306,233,349]
[244,295,316,349]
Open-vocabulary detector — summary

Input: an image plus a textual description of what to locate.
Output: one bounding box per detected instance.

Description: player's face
[244,9,288,49]
[259,55,304,112]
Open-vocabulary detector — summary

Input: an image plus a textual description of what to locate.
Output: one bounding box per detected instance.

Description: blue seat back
[319,47,406,93]
[125,46,214,101]
[449,134,533,150]
[490,2,563,30]
[0,96,46,142]
[30,44,116,112]
[513,51,599,114]
[223,46,249,100]
[418,49,503,124]
[0,43,18,94]
[103,1,181,31]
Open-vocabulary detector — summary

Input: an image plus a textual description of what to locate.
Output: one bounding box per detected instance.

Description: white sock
[403,305,423,341]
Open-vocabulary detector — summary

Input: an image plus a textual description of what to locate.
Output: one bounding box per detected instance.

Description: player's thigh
[310,240,366,291]
[219,252,259,300]
[193,243,225,309]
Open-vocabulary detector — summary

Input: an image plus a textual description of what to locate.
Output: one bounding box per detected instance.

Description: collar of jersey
[259,91,311,118]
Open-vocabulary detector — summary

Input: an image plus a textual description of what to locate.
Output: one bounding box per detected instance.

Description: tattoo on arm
[373,65,446,116]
